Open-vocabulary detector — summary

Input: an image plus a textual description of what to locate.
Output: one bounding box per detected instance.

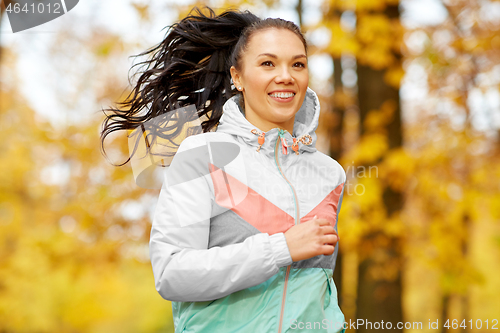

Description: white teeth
[269,92,295,99]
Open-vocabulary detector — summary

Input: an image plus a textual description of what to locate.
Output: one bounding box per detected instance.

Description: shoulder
[176,133,207,152]
[176,132,234,152]
[175,132,240,171]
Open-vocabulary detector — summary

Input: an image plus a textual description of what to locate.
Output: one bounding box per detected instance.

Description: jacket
[149,87,347,333]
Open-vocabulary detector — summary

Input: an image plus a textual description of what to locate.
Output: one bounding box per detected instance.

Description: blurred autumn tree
[0,3,173,332]
[311,0,406,329]
[1,0,500,332]
[398,0,500,329]
[311,0,500,331]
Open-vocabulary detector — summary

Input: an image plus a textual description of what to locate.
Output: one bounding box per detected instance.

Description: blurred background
[1,0,499,332]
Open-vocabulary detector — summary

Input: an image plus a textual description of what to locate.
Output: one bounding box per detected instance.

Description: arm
[149,135,292,302]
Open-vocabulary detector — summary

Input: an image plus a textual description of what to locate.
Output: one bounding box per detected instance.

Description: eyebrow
[257,53,307,60]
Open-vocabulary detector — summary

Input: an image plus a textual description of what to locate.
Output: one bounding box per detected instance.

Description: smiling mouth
[269,92,295,99]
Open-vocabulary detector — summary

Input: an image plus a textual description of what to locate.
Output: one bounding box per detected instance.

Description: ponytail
[100,7,259,166]
[100,6,306,167]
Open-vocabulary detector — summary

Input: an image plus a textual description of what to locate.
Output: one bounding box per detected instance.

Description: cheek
[298,71,309,89]
[245,73,269,96]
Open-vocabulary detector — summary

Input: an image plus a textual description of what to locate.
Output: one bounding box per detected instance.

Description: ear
[230,66,243,91]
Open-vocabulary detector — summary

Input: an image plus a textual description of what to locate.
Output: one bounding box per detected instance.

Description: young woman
[101,6,347,333]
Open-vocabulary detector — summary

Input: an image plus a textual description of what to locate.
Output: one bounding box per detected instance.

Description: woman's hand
[283,215,339,262]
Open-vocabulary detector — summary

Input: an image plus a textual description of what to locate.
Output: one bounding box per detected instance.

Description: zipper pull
[281,137,288,155]
[277,129,288,155]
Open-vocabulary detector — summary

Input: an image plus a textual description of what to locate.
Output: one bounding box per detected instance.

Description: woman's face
[230,28,309,134]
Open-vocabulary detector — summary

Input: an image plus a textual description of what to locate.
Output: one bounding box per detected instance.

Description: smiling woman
[230,28,309,134]
[100,6,347,333]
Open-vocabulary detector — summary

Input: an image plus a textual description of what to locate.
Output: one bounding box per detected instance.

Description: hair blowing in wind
[99,7,306,166]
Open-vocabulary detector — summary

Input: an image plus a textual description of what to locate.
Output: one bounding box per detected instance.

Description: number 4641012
[6,2,63,14]
[444,319,498,330]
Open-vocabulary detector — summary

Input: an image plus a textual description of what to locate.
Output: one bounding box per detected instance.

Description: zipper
[274,129,300,333]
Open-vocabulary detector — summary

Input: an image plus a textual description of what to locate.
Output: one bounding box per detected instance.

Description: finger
[320,244,335,256]
[316,218,331,226]
[320,226,337,235]
[322,234,339,244]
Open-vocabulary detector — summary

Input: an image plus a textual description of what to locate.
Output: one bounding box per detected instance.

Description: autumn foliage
[1,0,499,332]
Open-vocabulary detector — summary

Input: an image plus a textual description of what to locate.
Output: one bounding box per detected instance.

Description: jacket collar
[216,87,320,158]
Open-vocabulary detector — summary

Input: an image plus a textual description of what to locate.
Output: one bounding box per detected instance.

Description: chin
[276,106,301,117]
[273,113,297,124]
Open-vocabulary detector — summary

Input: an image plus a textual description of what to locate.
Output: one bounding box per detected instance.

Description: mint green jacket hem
[173,268,345,333]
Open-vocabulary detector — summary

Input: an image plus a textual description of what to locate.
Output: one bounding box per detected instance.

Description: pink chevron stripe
[209,163,294,234]
[301,182,344,227]
[209,163,344,233]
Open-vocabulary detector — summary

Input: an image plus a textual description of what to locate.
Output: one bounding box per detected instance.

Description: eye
[293,62,306,68]
[261,61,274,67]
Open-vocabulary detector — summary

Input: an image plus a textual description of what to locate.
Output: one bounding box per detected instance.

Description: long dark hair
[100,6,306,166]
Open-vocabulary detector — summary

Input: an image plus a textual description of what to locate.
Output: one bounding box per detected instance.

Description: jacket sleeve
[149,135,292,302]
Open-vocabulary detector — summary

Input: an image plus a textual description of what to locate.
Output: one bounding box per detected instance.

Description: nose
[275,66,294,84]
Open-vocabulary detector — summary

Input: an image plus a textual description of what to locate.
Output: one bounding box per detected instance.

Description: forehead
[244,28,306,58]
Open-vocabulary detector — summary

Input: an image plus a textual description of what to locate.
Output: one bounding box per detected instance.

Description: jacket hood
[216,87,320,157]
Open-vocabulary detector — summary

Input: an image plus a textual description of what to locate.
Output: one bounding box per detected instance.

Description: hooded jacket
[149,87,347,333]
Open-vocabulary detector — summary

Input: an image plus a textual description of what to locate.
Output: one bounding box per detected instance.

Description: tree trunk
[324,3,346,308]
[295,0,302,28]
[355,4,404,332]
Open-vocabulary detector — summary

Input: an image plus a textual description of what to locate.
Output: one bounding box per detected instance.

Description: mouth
[268,91,296,101]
